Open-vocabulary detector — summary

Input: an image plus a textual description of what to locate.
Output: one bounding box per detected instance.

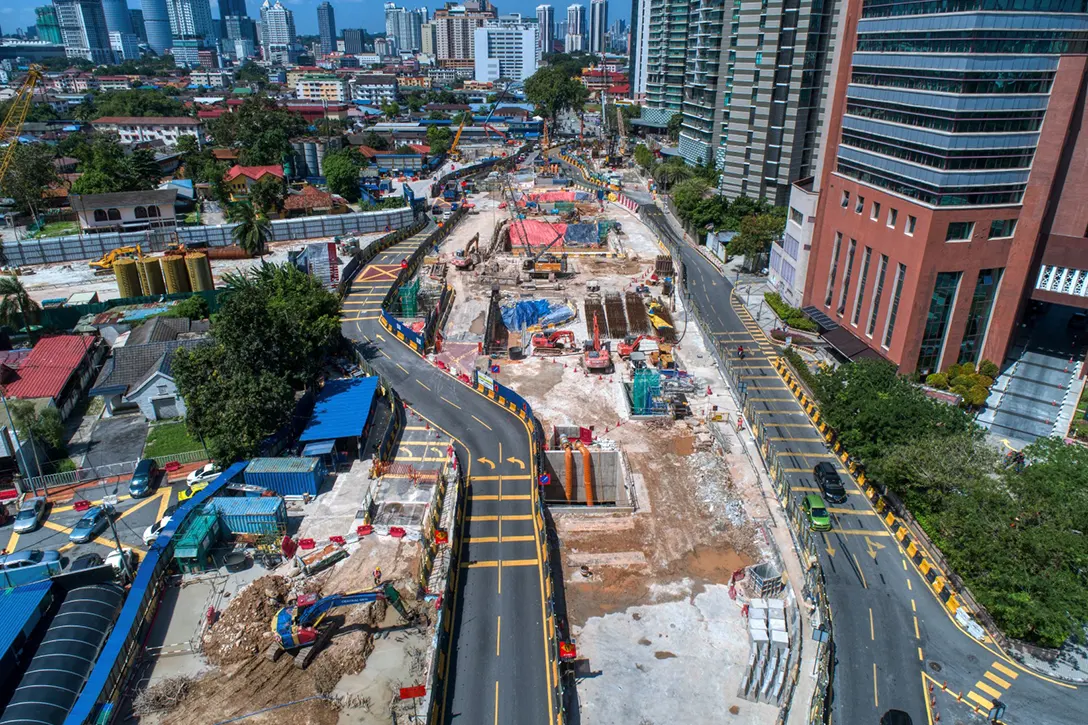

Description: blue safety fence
[64,461,251,725]
[380,308,426,353]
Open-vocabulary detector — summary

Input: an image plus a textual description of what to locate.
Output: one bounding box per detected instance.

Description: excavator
[618,334,660,358]
[531,330,576,356]
[583,313,612,373]
[89,245,144,271]
[451,232,481,270]
[267,583,410,669]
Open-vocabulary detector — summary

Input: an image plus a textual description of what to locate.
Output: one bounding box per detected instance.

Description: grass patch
[143,421,202,458]
[29,221,78,239]
[763,292,819,332]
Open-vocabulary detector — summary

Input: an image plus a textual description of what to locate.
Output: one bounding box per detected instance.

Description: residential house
[70,189,178,233]
[90,317,210,420]
[0,335,102,422]
[90,116,203,147]
[224,165,284,200]
[283,185,348,217]
[348,74,398,105]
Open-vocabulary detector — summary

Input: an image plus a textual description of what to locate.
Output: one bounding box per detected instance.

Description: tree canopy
[0,143,59,218]
[173,263,341,462]
[524,65,589,122]
[426,126,453,156]
[323,148,365,203]
[728,211,786,264]
[206,96,307,165]
[69,136,163,195]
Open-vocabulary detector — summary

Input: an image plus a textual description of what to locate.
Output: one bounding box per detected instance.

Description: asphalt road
[341,224,555,725]
[549,148,1088,725]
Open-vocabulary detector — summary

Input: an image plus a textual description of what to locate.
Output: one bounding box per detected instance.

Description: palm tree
[0,275,40,334]
[228,202,271,259]
[652,159,694,191]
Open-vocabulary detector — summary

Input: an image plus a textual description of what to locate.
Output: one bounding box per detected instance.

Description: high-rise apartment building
[628,0,649,102]
[536,5,554,56]
[343,27,364,54]
[217,0,245,18]
[166,0,214,44]
[420,22,436,54]
[141,0,172,55]
[101,0,133,34]
[564,4,584,52]
[385,2,423,53]
[260,0,296,63]
[53,0,115,63]
[317,1,336,55]
[804,0,1088,380]
[434,1,497,65]
[643,0,686,119]
[474,15,539,83]
[588,0,606,54]
[129,8,147,41]
[35,6,63,44]
[109,30,140,59]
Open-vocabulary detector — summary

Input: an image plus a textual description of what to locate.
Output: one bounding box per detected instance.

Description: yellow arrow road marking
[822,533,835,557]
[477,457,496,469]
[865,535,886,559]
[505,456,525,470]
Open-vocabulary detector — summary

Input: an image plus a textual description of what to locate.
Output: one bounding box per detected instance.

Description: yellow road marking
[991,661,1019,679]
[462,560,499,568]
[494,681,500,725]
[831,528,891,536]
[469,516,498,522]
[500,535,535,542]
[496,616,501,657]
[966,691,992,708]
[912,599,916,612]
[472,495,500,501]
[853,553,868,588]
[4,530,19,554]
[918,647,924,661]
[467,537,498,544]
[473,475,531,481]
[417,380,431,391]
[914,616,920,639]
[907,578,912,591]
[342,316,381,321]
[499,494,531,501]
[984,671,1011,689]
[441,396,461,409]
[873,663,879,708]
[472,415,493,431]
[828,507,877,516]
[869,608,875,640]
[975,681,1002,699]
[500,514,533,521]
[501,558,540,567]
[155,489,171,522]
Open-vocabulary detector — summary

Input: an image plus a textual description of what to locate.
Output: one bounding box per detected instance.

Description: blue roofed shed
[298,377,381,463]
[0,580,55,681]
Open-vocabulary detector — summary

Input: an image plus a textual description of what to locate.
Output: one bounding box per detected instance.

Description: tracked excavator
[452,232,481,270]
[583,313,612,373]
[266,583,411,668]
[531,330,576,355]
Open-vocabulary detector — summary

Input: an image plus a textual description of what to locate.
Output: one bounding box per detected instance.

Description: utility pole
[102,502,134,580]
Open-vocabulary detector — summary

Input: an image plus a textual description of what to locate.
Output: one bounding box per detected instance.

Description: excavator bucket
[383,582,411,621]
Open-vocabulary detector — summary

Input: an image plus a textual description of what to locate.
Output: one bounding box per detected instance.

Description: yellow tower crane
[0,65,44,184]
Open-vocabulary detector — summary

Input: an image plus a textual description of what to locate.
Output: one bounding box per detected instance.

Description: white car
[186,463,221,486]
[142,505,177,546]
[106,548,139,578]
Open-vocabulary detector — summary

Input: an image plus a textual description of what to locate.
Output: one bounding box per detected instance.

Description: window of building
[135,206,147,219]
[782,233,800,260]
[957,268,1004,366]
[915,271,963,375]
[867,254,889,338]
[789,207,803,227]
[988,219,1017,239]
[93,209,108,222]
[825,232,842,307]
[855,195,865,214]
[837,239,858,315]
[841,190,850,208]
[870,201,881,221]
[906,215,917,235]
[882,263,907,349]
[852,247,873,327]
[887,208,898,229]
[945,221,974,242]
[107,208,121,221]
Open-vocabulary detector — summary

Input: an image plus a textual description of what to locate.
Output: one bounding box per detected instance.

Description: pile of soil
[202,575,290,666]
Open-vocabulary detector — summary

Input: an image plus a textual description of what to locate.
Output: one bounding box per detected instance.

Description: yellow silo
[185,252,213,291]
[137,257,167,295]
[161,255,191,294]
[113,258,141,298]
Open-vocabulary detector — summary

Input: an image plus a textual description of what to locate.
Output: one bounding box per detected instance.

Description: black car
[70,553,105,572]
[813,462,847,503]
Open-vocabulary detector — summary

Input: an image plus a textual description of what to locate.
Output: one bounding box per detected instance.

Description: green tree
[323,149,364,203]
[633,144,653,170]
[92,89,186,119]
[667,113,683,141]
[381,101,401,120]
[405,94,425,113]
[126,148,163,189]
[426,126,453,156]
[207,96,306,162]
[671,179,710,221]
[360,131,390,151]
[651,159,692,191]
[248,175,285,215]
[228,202,272,258]
[0,275,41,331]
[0,143,59,219]
[728,212,786,265]
[9,399,67,464]
[235,61,268,84]
[524,65,589,123]
[161,294,210,320]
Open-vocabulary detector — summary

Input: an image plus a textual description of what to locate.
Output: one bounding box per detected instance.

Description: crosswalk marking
[974,681,1002,699]
[983,671,1011,689]
[991,661,1019,679]
[966,691,992,708]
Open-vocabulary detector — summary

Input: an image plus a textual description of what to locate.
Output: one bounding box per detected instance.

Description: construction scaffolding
[398,278,421,317]
[632,368,666,416]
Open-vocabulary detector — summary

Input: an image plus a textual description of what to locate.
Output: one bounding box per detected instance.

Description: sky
[4,0,630,40]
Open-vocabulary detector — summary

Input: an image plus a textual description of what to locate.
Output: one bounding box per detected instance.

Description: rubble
[132,675,195,715]
[202,575,290,666]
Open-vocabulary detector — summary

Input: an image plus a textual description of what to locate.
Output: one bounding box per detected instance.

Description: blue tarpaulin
[564,224,597,245]
[501,300,575,330]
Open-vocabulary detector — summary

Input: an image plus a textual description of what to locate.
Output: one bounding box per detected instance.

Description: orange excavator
[618,334,660,358]
[451,233,480,270]
[531,330,576,355]
[583,313,612,373]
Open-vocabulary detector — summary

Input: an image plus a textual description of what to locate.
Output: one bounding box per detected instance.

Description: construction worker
[373,566,382,586]
[400,258,408,270]
[737,345,745,360]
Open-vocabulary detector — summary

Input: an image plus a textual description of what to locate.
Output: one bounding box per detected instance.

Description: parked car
[13,496,47,534]
[0,549,61,572]
[69,552,105,572]
[69,506,110,544]
[813,462,847,504]
[142,505,178,546]
[178,480,209,503]
[105,547,139,577]
[801,494,832,532]
[187,463,221,487]
[129,459,160,499]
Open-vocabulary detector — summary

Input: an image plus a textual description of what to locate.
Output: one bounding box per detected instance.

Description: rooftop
[3,335,95,400]
[298,377,380,444]
[224,165,285,182]
[70,188,177,209]
[91,116,202,126]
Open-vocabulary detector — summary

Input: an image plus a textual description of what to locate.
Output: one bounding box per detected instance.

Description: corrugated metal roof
[298,377,379,444]
[245,457,322,474]
[206,496,285,516]
[0,580,53,659]
[3,335,94,400]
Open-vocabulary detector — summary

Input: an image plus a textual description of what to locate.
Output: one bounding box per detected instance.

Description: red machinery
[583,313,612,372]
[531,330,576,355]
[451,233,480,270]
[617,334,659,358]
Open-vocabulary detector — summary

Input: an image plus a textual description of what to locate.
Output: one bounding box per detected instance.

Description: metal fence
[21,449,208,496]
[2,207,416,267]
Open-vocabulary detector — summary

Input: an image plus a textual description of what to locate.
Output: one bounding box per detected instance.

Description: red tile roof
[92,116,202,126]
[224,165,284,182]
[283,185,334,210]
[3,335,94,400]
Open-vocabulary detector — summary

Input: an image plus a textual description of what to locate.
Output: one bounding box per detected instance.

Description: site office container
[208,496,288,536]
[243,457,327,497]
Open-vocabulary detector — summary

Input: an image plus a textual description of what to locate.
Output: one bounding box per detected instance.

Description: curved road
[551,149,1085,725]
[340,225,555,725]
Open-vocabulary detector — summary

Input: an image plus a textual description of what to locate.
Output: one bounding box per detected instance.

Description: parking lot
[3,473,186,568]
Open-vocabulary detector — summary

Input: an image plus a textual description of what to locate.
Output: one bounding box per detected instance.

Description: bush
[764,292,818,332]
[925,373,949,390]
[979,359,999,378]
[963,384,990,408]
[950,374,975,392]
[782,346,818,391]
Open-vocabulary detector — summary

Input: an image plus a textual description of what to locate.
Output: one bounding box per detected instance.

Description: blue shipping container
[208,496,288,536]
[243,457,327,497]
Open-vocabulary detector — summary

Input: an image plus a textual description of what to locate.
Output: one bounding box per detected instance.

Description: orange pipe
[564,445,575,501]
[579,444,594,507]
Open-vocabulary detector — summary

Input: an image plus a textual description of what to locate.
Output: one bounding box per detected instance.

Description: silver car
[13,496,47,534]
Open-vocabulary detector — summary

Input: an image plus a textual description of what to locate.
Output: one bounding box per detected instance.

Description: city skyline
[6,0,632,38]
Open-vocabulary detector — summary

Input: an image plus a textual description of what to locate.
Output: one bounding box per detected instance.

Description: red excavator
[452,233,480,270]
[583,313,612,372]
[618,334,660,358]
[531,330,577,355]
